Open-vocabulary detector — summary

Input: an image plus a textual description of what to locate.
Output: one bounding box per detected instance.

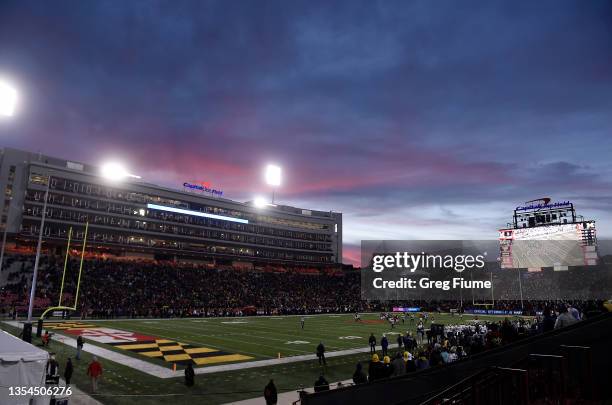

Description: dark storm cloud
[1,0,611,264]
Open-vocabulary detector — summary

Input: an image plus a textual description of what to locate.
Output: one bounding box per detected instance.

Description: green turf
[1,313,524,404]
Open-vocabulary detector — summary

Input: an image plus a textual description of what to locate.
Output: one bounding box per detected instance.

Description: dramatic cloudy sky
[1,0,611,264]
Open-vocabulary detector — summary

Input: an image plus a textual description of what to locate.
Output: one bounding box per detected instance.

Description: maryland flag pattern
[42,321,253,366]
[107,339,253,366]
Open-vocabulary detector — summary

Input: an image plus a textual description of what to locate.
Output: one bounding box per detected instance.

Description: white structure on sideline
[0,330,49,405]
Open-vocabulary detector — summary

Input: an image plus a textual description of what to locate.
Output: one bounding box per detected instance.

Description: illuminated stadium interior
[1,2,612,405]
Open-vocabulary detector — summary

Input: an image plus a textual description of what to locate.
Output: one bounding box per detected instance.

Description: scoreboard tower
[499,198,598,270]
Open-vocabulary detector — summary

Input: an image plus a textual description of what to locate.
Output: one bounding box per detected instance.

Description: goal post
[39,222,89,324]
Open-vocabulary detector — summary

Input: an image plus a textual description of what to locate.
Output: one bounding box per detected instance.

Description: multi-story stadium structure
[0,148,342,265]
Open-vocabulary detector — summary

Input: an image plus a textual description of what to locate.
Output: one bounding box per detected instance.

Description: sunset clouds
[1,0,611,264]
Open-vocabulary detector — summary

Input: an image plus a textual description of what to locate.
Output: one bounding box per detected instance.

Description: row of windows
[23,204,332,252]
[19,222,332,263]
[35,176,331,231]
[3,165,16,218]
[25,190,332,243]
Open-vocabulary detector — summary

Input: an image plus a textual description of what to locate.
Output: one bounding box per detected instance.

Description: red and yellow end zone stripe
[108,339,253,366]
[43,321,253,366]
[43,321,100,330]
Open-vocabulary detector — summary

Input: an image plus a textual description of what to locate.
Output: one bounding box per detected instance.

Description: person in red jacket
[87,356,103,392]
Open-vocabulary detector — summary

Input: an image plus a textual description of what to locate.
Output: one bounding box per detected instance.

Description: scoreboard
[499,199,597,270]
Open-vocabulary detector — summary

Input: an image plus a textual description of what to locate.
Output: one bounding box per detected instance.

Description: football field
[3,312,523,404]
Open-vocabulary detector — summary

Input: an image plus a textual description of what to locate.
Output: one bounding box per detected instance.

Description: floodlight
[101,162,141,181]
[0,80,18,117]
[254,196,267,208]
[265,164,281,186]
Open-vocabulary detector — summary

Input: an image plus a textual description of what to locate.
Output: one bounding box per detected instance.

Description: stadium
[1,147,610,405]
[2,2,612,405]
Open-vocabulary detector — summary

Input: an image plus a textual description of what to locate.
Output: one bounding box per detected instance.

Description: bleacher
[422,345,594,404]
[301,312,612,405]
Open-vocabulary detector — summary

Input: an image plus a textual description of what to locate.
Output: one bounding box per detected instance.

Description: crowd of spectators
[347,310,589,388]
[0,254,362,317]
[0,253,607,320]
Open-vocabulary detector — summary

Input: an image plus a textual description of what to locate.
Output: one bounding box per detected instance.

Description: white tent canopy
[0,329,49,405]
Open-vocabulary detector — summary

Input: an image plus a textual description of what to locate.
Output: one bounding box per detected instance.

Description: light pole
[0,224,8,273]
[0,79,18,273]
[265,164,281,204]
[27,177,51,322]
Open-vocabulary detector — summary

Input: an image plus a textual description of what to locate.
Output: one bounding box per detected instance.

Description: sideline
[227,378,354,405]
[59,378,104,405]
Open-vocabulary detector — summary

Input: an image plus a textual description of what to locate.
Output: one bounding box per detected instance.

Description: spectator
[568,305,581,321]
[76,336,84,360]
[46,355,59,382]
[417,322,425,343]
[87,356,103,393]
[542,307,556,332]
[64,358,73,386]
[416,352,429,370]
[391,352,406,376]
[368,333,376,354]
[555,305,578,329]
[430,346,443,367]
[448,347,458,363]
[368,354,384,382]
[316,342,326,366]
[352,363,367,385]
[42,330,50,347]
[404,351,417,373]
[264,379,277,405]
[313,374,329,392]
[382,356,393,378]
[381,334,388,357]
[403,332,415,353]
[440,347,450,364]
[185,363,195,387]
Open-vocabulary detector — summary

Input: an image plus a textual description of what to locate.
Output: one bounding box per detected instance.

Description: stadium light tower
[265,164,281,204]
[101,162,141,181]
[253,196,268,208]
[0,79,18,276]
[0,79,18,117]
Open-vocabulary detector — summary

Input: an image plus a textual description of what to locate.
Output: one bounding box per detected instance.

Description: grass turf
[1,312,524,404]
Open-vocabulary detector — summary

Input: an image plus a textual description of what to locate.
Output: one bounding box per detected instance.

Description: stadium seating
[0,253,361,317]
[301,312,612,405]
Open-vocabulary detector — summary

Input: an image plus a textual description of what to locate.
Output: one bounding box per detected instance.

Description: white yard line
[3,321,373,379]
